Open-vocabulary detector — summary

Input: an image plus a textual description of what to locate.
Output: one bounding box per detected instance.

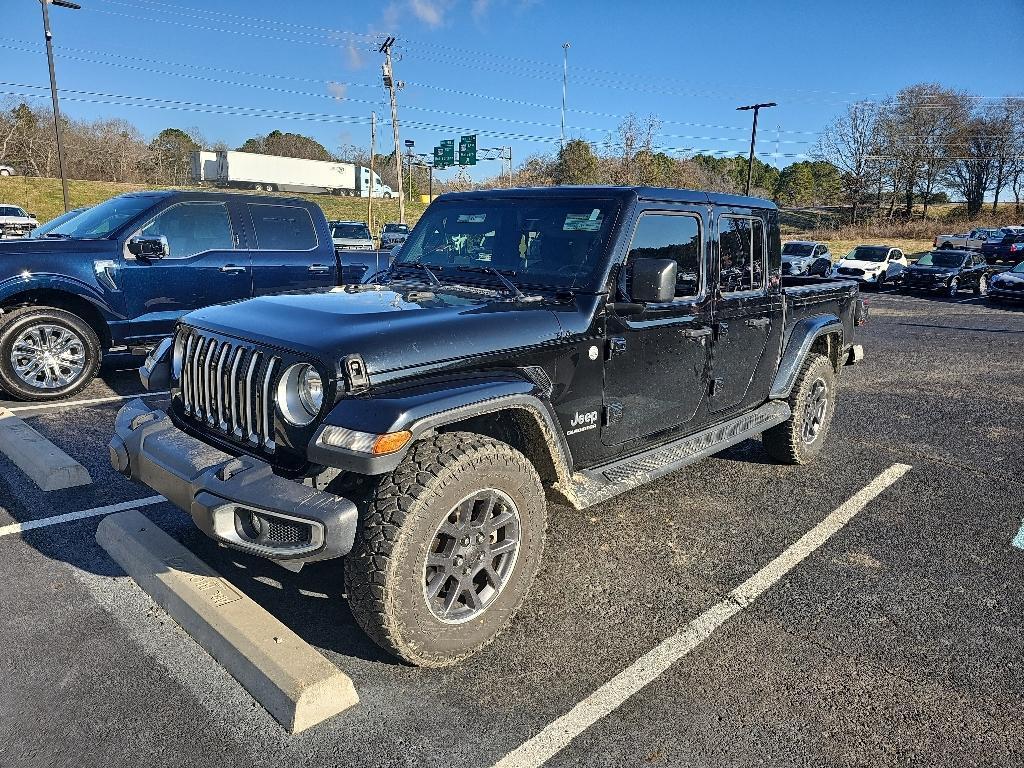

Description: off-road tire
[345,432,547,667]
[762,353,837,465]
[0,306,101,401]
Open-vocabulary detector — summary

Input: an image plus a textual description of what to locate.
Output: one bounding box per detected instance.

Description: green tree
[239,130,334,161]
[149,127,199,185]
[553,138,599,185]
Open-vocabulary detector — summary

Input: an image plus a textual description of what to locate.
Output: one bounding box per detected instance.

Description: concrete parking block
[96,509,359,733]
[0,406,91,491]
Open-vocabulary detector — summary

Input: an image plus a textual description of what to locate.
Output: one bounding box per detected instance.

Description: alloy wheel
[10,323,86,390]
[801,377,829,444]
[423,488,522,624]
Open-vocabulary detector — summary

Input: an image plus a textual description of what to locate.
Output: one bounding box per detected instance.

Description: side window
[719,216,766,293]
[626,213,702,299]
[247,204,317,250]
[138,202,233,260]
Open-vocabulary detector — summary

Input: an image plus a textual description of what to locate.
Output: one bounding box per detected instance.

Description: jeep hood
[183,285,566,376]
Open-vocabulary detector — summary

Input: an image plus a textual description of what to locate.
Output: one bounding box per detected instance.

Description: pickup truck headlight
[277,363,323,426]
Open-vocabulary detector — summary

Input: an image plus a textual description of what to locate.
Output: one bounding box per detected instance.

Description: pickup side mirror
[28,213,37,219]
[127,234,170,260]
[629,258,677,303]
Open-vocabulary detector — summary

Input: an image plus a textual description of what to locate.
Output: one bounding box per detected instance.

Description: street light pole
[736,102,776,196]
[40,0,80,213]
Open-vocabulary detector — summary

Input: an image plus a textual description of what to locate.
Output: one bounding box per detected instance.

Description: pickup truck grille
[177,328,280,454]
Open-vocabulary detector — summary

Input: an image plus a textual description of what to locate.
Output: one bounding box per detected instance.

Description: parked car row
[933,226,1024,263]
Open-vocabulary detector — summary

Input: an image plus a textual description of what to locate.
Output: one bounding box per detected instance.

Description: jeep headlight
[277,363,323,426]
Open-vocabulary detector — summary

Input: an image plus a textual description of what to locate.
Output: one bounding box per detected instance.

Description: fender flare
[0,272,122,321]
[769,315,843,400]
[307,372,574,481]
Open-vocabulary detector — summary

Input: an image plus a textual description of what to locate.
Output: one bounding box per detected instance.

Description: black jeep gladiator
[110,186,866,667]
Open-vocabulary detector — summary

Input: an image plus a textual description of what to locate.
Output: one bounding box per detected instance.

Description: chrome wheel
[801,376,829,444]
[423,488,521,624]
[10,323,86,390]
[948,278,959,297]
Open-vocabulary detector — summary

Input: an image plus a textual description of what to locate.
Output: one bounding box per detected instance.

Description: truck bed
[781,275,863,351]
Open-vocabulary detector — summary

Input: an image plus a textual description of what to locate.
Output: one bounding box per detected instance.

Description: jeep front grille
[177,329,280,453]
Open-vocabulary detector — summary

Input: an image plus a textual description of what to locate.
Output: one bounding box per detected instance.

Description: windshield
[394,197,621,290]
[917,252,966,268]
[1011,262,1024,274]
[383,223,408,234]
[846,246,888,263]
[30,208,87,238]
[49,195,157,238]
[0,206,28,217]
[332,223,370,239]
[782,243,814,257]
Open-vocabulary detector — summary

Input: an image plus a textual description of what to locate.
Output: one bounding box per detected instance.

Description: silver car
[380,222,409,250]
[329,220,374,251]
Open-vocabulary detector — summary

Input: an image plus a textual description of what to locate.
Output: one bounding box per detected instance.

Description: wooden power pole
[367,111,376,238]
[379,36,405,224]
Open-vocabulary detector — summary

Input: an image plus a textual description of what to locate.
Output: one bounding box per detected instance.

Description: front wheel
[975,275,987,296]
[0,169,10,176]
[0,306,101,400]
[345,432,547,667]
[762,353,837,465]
[948,278,959,297]
[876,272,886,289]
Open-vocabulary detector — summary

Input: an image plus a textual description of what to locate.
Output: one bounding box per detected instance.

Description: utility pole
[40,0,81,213]
[379,36,405,224]
[560,42,570,149]
[404,139,415,203]
[507,146,513,188]
[736,102,776,196]
[367,111,376,239]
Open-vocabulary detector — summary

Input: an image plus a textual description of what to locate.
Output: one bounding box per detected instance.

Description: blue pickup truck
[0,190,392,400]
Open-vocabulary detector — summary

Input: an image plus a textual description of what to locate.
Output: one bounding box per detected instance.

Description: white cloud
[409,0,444,27]
[471,0,491,19]
[327,82,348,99]
[345,38,365,69]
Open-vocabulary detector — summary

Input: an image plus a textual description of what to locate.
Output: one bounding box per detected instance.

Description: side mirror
[127,234,169,260]
[629,258,677,303]
[28,213,37,219]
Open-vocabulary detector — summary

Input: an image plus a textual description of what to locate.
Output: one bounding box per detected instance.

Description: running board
[552,401,791,510]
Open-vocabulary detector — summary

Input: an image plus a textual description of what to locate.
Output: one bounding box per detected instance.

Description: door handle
[308,264,331,274]
[682,327,712,339]
[745,317,770,328]
[220,264,246,274]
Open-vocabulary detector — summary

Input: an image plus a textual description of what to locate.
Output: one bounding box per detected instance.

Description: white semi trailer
[195,150,393,197]
[191,151,219,182]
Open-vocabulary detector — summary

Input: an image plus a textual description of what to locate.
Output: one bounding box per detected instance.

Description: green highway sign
[458,134,477,166]
[434,139,455,169]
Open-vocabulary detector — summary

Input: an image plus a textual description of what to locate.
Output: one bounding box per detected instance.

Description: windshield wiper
[457,266,528,300]
[392,261,442,286]
[43,232,71,239]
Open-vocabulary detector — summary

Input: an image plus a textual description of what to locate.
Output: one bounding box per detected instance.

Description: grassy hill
[0,176,428,227]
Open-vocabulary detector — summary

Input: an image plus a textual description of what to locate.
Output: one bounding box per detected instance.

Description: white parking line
[5,391,168,414]
[0,495,166,538]
[492,463,913,768]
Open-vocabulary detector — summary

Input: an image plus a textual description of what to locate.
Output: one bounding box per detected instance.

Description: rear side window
[247,204,317,250]
[719,215,766,293]
[626,213,702,299]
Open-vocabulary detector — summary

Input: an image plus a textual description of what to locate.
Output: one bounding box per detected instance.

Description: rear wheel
[0,307,101,400]
[0,168,11,177]
[345,432,547,667]
[762,353,836,465]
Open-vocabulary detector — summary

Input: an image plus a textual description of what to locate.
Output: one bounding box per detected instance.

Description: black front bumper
[109,399,358,565]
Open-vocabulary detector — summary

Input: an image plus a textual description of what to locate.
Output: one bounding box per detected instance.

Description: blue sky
[2,0,1021,182]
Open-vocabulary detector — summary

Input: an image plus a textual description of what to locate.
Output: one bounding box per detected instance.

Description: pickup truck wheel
[0,307,101,400]
[762,353,836,465]
[345,432,547,667]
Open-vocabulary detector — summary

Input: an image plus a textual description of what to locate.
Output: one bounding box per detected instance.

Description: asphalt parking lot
[1,291,1022,768]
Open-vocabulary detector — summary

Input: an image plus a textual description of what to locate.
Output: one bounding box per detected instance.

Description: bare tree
[816,100,879,223]
[945,115,1001,219]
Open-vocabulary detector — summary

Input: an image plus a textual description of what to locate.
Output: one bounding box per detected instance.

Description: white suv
[830,245,908,288]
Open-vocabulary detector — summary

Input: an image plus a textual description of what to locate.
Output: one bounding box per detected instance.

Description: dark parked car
[112,186,867,668]
[901,249,994,297]
[0,191,355,400]
[980,228,1024,264]
[987,261,1024,302]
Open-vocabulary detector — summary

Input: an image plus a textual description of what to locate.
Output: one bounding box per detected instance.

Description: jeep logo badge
[566,410,599,436]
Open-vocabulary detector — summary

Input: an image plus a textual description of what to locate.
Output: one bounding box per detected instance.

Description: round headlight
[299,366,323,414]
[277,363,323,426]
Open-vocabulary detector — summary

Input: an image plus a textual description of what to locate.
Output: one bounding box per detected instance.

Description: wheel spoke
[424,570,449,600]
[441,579,464,616]
[489,538,518,557]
